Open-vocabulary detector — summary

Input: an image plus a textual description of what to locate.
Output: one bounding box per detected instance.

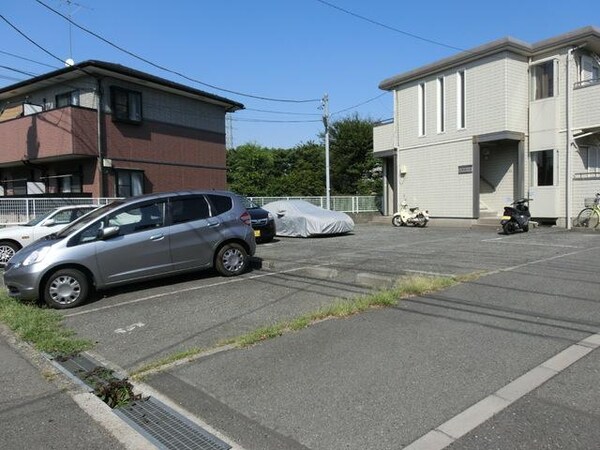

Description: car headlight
[267,212,274,221]
[22,247,51,266]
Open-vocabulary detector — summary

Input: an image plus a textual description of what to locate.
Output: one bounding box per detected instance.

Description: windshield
[24,209,57,227]
[55,201,124,238]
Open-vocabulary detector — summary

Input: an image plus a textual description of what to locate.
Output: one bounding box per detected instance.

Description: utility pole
[322,94,331,210]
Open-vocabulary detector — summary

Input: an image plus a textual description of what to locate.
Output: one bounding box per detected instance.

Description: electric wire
[231,118,322,123]
[33,0,321,104]
[245,107,321,116]
[0,65,38,77]
[0,14,67,66]
[332,92,387,116]
[0,49,59,69]
[314,0,467,53]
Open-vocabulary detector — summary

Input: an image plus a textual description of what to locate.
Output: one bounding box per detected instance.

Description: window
[170,196,211,224]
[206,194,233,215]
[108,201,165,235]
[418,82,425,136]
[58,175,82,194]
[581,146,600,173]
[581,55,600,84]
[116,170,144,197]
[110,86,142,123]
[531,150,554,186]
[55,90,80,108]
[437,77,445,133]
[457,70,466,129]
[532,61,554,100]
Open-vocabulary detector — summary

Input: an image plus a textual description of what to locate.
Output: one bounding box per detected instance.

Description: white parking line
[63,265,330,318]
[481,238,580,249]
[404,333,600,450]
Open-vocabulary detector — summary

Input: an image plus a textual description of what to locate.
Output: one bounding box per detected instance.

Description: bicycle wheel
[576,208,595,227]
[589,209,600,228]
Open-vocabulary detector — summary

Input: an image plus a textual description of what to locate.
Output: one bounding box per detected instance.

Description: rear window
[206,194,233,215]
[170,196,211,224]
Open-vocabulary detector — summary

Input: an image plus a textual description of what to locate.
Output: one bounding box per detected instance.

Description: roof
[379,26,600,90]
[0,60,244,111]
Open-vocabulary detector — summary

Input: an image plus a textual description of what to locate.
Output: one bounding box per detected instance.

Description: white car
[0,205,98,265]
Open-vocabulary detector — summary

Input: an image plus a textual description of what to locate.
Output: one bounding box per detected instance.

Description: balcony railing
[0,106,98,164]
[373,122,395,154]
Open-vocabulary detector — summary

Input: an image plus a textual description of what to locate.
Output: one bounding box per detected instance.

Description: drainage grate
[115,397,231,450]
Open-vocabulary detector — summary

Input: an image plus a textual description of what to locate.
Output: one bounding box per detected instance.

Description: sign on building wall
[458,165,473,174]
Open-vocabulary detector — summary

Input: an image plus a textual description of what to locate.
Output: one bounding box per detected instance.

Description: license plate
[254,230,261,237]
[501,216,511,220]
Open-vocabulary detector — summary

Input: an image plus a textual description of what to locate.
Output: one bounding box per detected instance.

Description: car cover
[262,200,354,237]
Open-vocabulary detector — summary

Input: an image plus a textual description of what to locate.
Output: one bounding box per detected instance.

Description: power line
[245,107,321,116]
[231,117,321,123]
[0,49,59,69]
[0,14,67,65]
[34,0,321,104]
[332,92,387,116]
[314,0,467,53]
[0,65,38,77]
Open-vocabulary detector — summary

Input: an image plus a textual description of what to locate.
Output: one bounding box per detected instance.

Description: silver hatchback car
[4,191,256,309]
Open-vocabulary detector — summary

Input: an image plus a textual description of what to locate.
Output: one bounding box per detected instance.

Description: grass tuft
[0,293,92,356]
[224,274,460,348]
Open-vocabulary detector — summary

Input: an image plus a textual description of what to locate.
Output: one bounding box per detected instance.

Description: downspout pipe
[393,89,400,214]
[566,45,586,229]
[95,77,104,198]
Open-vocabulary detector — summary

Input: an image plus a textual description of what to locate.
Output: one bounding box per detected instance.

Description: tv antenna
[58,0,93,63]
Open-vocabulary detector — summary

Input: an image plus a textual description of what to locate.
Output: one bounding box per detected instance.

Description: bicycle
[575,193,600,228]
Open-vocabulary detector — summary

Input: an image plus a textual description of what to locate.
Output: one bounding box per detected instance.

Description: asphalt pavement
[2,223,600,449]
[0,324,128,449]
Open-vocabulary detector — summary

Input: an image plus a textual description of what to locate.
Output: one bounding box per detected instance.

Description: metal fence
[247,196,382,213]
[0,195,382,226]
[0,198,119,226]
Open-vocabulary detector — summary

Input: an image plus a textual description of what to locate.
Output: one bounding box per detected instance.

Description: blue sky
[0,1,596,148]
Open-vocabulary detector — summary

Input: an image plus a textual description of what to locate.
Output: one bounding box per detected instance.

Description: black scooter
[500,198,531,234]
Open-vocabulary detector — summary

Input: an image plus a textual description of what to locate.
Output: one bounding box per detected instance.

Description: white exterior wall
[390,52,528,217]
[397,140,474,217]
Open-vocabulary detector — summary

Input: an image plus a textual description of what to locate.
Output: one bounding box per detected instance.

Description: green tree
[328,114,381,195]
[226,143,276,196]
[275,141,325,196]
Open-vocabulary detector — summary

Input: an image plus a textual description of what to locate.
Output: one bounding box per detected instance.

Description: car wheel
[0,241,20,265]
[215,243,248,277]
[44,269,89,309]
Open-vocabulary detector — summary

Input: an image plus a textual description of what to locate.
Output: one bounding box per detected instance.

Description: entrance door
[529,149,558,217]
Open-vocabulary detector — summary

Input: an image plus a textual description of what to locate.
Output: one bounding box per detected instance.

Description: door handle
[150,234,165,241]
[207,220,220,228]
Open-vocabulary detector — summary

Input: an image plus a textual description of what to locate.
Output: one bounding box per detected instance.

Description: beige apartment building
[374,26,600,227]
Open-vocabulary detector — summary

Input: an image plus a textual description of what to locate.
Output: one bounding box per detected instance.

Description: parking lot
[57,223,600,449]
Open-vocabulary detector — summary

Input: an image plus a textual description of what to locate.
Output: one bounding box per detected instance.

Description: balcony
[573,80,600,128]
[373,120,394,155]
[0,107,98,165]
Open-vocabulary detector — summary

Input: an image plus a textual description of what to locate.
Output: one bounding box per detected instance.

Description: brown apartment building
[0,60,243,198]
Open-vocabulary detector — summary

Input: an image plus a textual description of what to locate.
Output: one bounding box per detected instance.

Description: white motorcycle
[392,201,429,227]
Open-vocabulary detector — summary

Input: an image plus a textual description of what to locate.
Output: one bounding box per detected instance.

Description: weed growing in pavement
[222,274,461,348]
[82,367,142,408]
[0,293,92,356]
[131,347,205,380]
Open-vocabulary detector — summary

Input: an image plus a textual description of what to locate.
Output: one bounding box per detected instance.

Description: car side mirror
[277,209,286,218]
[98,225,120,240]
[42,219,56,227]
